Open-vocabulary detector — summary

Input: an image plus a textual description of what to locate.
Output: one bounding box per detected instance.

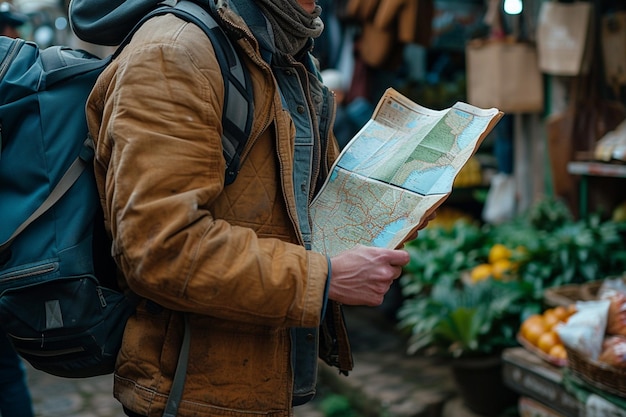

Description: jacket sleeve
[87,19,328,329]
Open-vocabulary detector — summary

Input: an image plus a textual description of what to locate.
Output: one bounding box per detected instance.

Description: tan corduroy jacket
[85,5,349,416]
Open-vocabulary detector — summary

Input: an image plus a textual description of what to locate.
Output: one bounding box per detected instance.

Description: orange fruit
[521,319,547,346]
[537,330,561,354]
[548,344,567,360]
[542,309,561,330]
[552,306,569,321]
[521,314,543,330]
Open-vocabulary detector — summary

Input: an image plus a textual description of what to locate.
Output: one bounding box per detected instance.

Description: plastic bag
[557,299,610,360]
[482,173,516,225]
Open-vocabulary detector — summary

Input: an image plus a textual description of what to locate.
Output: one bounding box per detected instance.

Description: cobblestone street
[26,365,324,417]
[26,365,123,417]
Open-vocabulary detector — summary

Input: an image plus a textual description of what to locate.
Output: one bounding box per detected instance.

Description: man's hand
[328,245,410,306]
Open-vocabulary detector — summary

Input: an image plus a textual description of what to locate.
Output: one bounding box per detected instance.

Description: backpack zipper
[0,38,25,83]
[0,262,57,284]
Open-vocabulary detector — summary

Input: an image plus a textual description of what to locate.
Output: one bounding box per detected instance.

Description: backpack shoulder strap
[0,143,92,252]
[40,48,111,88]
[126,0,254,185]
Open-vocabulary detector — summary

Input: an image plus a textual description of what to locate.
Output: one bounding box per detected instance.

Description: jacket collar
[233,0,274,64]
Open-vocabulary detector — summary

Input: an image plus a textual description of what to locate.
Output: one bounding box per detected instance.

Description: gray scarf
[254,0,324,56]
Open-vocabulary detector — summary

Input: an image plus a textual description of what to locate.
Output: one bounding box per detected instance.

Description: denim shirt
[236,1,335,406]
[275,57,334,405]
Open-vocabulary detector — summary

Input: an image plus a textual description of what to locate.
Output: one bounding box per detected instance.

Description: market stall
[505,277,626,417]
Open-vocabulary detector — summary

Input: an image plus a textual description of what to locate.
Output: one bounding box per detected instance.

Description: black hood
[68,0,162,45]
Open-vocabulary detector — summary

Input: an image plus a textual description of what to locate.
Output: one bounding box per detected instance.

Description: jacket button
[297,105,305,114]
[306,333,315,342]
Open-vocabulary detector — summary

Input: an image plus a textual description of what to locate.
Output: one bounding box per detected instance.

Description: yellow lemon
[515,245,528,255]
[491,259,513,280]
[488,244,512,264]
[470,263,493,282]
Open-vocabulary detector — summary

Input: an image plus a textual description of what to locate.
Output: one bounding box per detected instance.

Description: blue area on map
[372,218,408,247]
[406,119,421,129]
[338,135,386,171]
[402,165,455,194]
[455,110,489,150]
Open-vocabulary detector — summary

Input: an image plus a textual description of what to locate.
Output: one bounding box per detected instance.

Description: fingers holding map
[311,88,504,257]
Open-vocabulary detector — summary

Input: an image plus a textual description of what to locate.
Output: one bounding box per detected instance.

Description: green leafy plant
[401,220,487,297]
[319,394,356,417]
[516,216,626,291]
[485,207,626,299]
[398,278,533,358]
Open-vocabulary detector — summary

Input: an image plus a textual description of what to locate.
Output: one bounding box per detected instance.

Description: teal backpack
[0,0,252,408]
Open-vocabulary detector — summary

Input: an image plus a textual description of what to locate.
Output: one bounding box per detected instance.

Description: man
[0,2,26,38]
[70,0,433,416]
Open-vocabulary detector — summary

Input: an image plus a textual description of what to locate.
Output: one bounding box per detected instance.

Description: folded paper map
[311,88,504,256]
